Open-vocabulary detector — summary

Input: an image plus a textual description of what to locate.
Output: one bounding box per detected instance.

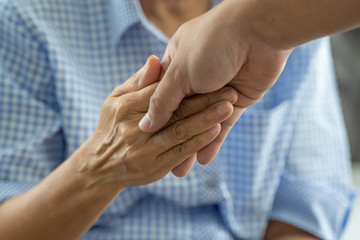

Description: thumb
[139,62,189,132]
[111,55,161,97]
[138,55,162,89]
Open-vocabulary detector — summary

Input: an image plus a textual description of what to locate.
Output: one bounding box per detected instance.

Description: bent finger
[111,55,161,98]
[156,125,221,171]
[171,153,197,177]
[169,87,237,124]
[197,107,244,165]
[148,101,233,153]
[139,62,189,133]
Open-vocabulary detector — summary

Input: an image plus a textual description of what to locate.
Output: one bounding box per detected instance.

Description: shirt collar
[110,0,223,47]
[109,0,140,48]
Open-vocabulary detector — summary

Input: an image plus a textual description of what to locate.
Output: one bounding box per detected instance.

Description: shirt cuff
[0,181,38,204]
[269,173,356,240]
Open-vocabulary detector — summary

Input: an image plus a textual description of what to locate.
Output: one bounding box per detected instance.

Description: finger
[134,86,237,122]
[159,46,172,80]
[168,88,237,177]
[156,124,221,171]
[197,107,244,165]
[139,55,162,88]
[148,101,234,153]
[112,82,158,116]
[110,55,161,97]
[171,108,237,176]
[139,62,189,133]
[169,87,238,125]
[171,153,196,177]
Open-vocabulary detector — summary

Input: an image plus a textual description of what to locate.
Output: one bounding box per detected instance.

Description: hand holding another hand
[77,56,237,189]
[139,0,293,165]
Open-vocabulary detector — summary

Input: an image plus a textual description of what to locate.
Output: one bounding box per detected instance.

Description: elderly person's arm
[0,57,237,240]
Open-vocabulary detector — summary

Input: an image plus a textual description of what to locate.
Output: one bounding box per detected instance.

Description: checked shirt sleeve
[269,40,356,240]
[0,2,64,204]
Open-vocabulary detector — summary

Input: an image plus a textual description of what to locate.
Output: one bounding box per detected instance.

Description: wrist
[4,142,124,240]
[218,0,292,50]
[69,137,126,196]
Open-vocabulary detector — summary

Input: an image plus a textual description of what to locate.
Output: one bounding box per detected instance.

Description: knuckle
[113,97,136,122]
[153,156,162,169]
[180,100,193,115]
[173,122,190,141]
[200,111,212,125]
[171,104,188,122]
[174,143,188,156]
[110,83,127,97]
[130,72,140,89]
[153,157,167,175]
[199,95,209,111]
[112,85,123,95]
[114,100,128,116]
[193,135,208,148]
[102,99,120,118]
[170,110,182,123]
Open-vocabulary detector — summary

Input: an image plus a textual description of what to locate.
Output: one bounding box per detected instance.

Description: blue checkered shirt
[0,0,356,239]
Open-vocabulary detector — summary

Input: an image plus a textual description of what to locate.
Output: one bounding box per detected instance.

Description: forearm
[223,0,360,49]
[0,143,120,240]
[0,76,234,239]
[264,220,320,240]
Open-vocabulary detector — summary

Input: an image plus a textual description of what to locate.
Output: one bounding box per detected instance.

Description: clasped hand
[77,56,237,189]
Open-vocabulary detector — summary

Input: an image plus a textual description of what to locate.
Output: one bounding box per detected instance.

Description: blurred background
[330,28,360,239]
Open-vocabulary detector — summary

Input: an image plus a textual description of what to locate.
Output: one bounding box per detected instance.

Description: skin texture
[137,0,360,238]
[139,0,360,167]
[0,57,237,240]
[2,0,358,237]
[264,221,320,240]
[140,0,210,37]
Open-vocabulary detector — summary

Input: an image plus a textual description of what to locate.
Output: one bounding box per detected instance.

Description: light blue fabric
[0,0,355,239]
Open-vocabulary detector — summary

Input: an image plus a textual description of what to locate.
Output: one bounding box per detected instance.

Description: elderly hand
[0,56,237,240]
[138,0,292,165]
[78,56,237,188]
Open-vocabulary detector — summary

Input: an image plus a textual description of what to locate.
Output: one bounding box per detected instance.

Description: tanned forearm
[223,0,360,50]
[264,220,320,240]
[0,56,235,239]
[0,145,121,240]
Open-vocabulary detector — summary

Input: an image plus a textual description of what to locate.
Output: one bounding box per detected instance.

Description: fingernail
[216,103,230,116]
[142,56,152,70]
[150,55,159,61]
[146,55,151,64]
[144,56,151,68]
[145,55,158,66]
[139,113,151,130]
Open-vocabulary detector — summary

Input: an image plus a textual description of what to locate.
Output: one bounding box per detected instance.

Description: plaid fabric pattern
[0,0,355,239]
